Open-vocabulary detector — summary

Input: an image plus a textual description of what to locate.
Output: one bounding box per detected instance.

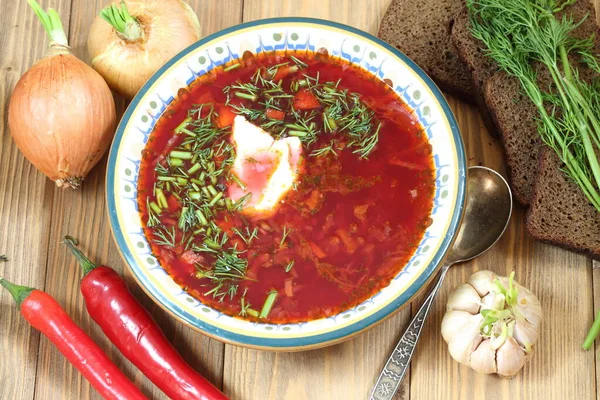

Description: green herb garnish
[280,227,292,247]
[467,0,600,211]
[222,61,380,158]
[285,260,295,273]
[259,290,278,319]
[152,226,176,248]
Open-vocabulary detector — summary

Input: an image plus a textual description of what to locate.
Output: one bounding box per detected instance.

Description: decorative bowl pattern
[106,18,466,350]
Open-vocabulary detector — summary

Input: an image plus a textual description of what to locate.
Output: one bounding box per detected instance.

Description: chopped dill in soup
[137,50,435,323]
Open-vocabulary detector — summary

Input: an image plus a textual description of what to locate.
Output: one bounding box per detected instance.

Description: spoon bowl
[370,166,512,400]
[448,166,513,264]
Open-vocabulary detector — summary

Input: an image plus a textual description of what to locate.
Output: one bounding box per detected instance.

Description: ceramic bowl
[106,17,466,351]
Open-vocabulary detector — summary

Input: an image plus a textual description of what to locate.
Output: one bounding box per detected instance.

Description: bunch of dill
[467,0,600,211]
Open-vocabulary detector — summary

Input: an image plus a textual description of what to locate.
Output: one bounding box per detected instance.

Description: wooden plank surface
[0,1,241,400]
[223,2,413,400]
[0,0,599,399]
[0,1,72,399]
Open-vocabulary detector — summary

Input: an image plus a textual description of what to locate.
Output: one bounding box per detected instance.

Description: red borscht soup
[138,51,434,323]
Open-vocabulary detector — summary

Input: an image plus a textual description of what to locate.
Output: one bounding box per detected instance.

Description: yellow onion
[8,1,116,189]
[88,0,201,99]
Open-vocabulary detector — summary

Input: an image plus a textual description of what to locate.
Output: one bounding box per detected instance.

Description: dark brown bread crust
[526,148,600,260]
[484,72,543,205]
[450,9,498,134]
[378,0,474,101]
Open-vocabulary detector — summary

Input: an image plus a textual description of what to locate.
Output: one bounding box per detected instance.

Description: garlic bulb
[441,271,542,378]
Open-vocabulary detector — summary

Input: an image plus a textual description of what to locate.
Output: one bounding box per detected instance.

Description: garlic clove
[515,286,543,327]
[447,283,481,314]
[468,270,496,297]
[441,310,483,363]
[441,310,473,343]
[496,337,527,378]
[513,319,539,352]
[469,339,497,374]
[480,291,496,309]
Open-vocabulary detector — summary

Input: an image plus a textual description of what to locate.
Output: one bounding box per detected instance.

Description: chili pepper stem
[62,236,97,277]
[0,278,34,310]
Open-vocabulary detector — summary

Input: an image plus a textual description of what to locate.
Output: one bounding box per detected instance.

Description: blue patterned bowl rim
[106,17,467,349]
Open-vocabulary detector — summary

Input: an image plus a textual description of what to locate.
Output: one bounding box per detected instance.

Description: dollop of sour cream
[228,116,303,214]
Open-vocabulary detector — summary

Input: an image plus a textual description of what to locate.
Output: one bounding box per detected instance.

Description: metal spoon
[369,166,512,400]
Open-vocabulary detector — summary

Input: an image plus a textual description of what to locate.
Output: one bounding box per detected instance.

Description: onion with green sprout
[88,0,201,99]
[8,0,116,189]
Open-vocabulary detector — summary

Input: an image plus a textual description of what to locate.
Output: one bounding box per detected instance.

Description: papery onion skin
[88,0,201,99]
[8,46,116,189]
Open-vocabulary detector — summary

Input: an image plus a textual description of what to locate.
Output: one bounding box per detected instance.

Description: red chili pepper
[63,237,228,400]
[0,277,147,400]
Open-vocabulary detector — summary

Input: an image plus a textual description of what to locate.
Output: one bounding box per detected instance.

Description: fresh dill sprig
[310,141,338,157]
[238,288,259,317]
[285,260,295,272]
[239,293,251,316]
[352,122,381,159]
[290,55,308,68]
[233,193,252,211]
[152,226,176,248]
[146,198,161,228]
[228,284,238,301]
[280,226,292,247]
[467,0,600,211]
[232,227,259,244]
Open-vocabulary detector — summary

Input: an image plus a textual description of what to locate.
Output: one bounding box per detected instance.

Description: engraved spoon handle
[368,264,450,400]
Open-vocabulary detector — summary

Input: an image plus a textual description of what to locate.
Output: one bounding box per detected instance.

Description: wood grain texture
[1,0,599,399]
[1,1,241,400]
[0,1,71,400]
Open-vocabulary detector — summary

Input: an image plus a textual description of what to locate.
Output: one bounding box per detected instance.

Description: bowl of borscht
[106,18,466,350]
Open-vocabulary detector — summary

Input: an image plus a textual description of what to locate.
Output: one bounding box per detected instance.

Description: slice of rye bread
[484,72,545,205]
[378,0,474,101]
[450,9,498,135]
[526,148,600,260]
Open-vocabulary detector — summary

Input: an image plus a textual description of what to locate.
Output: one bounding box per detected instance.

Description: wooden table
[1,1,600,399]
